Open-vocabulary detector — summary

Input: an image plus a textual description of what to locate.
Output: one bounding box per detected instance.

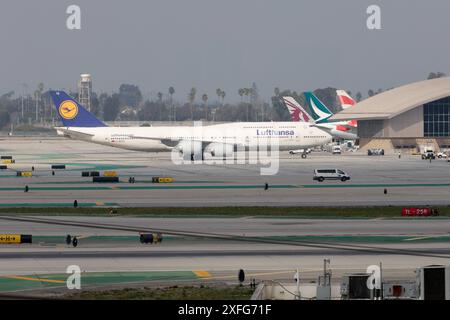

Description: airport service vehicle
[368,148,384,156]
[437,152,448,159]
[332,145,342,155]
[313,169,350,182]
[50,91,332,160]
[282,94,357,140]
[289,148,312,158]
[421,150,436,160]
[343,140,356,148]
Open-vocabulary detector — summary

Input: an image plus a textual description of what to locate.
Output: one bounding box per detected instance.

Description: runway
[2,215,450,237]
[0,215,449,293]
[1,137,450,206]
[1,137,450,293]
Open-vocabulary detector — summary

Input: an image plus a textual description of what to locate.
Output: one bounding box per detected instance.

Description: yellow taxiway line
[200,270,297,280]
[4,275,66,284]
[193,270,212,278]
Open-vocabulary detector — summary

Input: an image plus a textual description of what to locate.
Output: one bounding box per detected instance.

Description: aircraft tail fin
[303,92,333,124]
[336,90,356,110]
[50,91,107,127]
[281,96,313,123]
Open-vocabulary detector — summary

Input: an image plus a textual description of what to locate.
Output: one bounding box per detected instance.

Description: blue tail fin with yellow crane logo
[50,91,107,127]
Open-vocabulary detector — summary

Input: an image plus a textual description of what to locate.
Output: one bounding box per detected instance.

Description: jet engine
[204,143,235,158]
[176,140,204,161]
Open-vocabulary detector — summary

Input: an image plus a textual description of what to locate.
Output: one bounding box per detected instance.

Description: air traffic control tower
[78,73,92,111]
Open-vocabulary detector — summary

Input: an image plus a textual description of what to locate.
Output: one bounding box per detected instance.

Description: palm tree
[220,90,225,104]
[238,88,245,102]
[202,93,208,120]
[168,86,175,121]
[34,90,39,122]
[156,92,163,120]
[243,88,250,102]
[243,88,251,121]
[38,82,44,121]
[215,89,223,120]
[188,87,196,120]
[248,87,255,103]
[274,87,280,97]
[216,88,222,104]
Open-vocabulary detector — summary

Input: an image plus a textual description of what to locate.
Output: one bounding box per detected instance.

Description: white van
[313,169,350,182]
[332,145,342,155]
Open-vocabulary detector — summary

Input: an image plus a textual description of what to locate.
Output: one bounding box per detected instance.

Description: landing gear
[189,152,205,162]
[66,234,78,247]
[301,153,307,159]
[72,237,78,247]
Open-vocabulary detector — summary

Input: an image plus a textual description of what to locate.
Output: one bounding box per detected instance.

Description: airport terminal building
[331,77,450,152]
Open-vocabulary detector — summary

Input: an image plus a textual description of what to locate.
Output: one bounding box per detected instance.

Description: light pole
[34,91,39,122]
[21,83,27,122]
[21,95,24,120]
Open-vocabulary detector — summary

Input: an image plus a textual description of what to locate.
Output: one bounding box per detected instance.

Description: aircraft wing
[55,127,95,140]
[310,124,334,133]
[132,135,246,149]
[131,136,179,147]
[313,123,355,133]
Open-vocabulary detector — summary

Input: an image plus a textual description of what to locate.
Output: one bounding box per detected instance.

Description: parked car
[332,146,342,155]
[421,150,436,160]
[437,152,448,159]
[368,149,384,156]
[313,169,351,182]
[289,148,311,155]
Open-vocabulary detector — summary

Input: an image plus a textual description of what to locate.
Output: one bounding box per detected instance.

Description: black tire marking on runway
[1,215,450,259]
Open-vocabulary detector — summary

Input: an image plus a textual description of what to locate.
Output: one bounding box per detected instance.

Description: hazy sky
[1,0,450,101]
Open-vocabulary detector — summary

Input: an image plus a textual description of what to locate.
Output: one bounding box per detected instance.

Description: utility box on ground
[416,265,450,300]
[340,273,371,300]
[382,281,417,299]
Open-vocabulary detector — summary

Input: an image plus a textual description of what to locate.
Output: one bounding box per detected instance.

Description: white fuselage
[56,122,332,152]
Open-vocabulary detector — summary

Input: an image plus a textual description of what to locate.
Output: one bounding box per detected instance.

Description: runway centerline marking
[403,236,436,241]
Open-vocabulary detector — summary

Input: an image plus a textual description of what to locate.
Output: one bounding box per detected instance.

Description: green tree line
[0,72,445,129]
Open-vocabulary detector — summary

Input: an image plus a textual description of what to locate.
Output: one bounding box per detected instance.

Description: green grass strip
[0,206,449,217]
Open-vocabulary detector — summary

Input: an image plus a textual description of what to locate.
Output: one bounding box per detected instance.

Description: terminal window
[424,97,450,137]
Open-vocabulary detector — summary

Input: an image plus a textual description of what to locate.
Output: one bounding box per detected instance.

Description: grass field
[0,206,448,218]
[64,285,254,300]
